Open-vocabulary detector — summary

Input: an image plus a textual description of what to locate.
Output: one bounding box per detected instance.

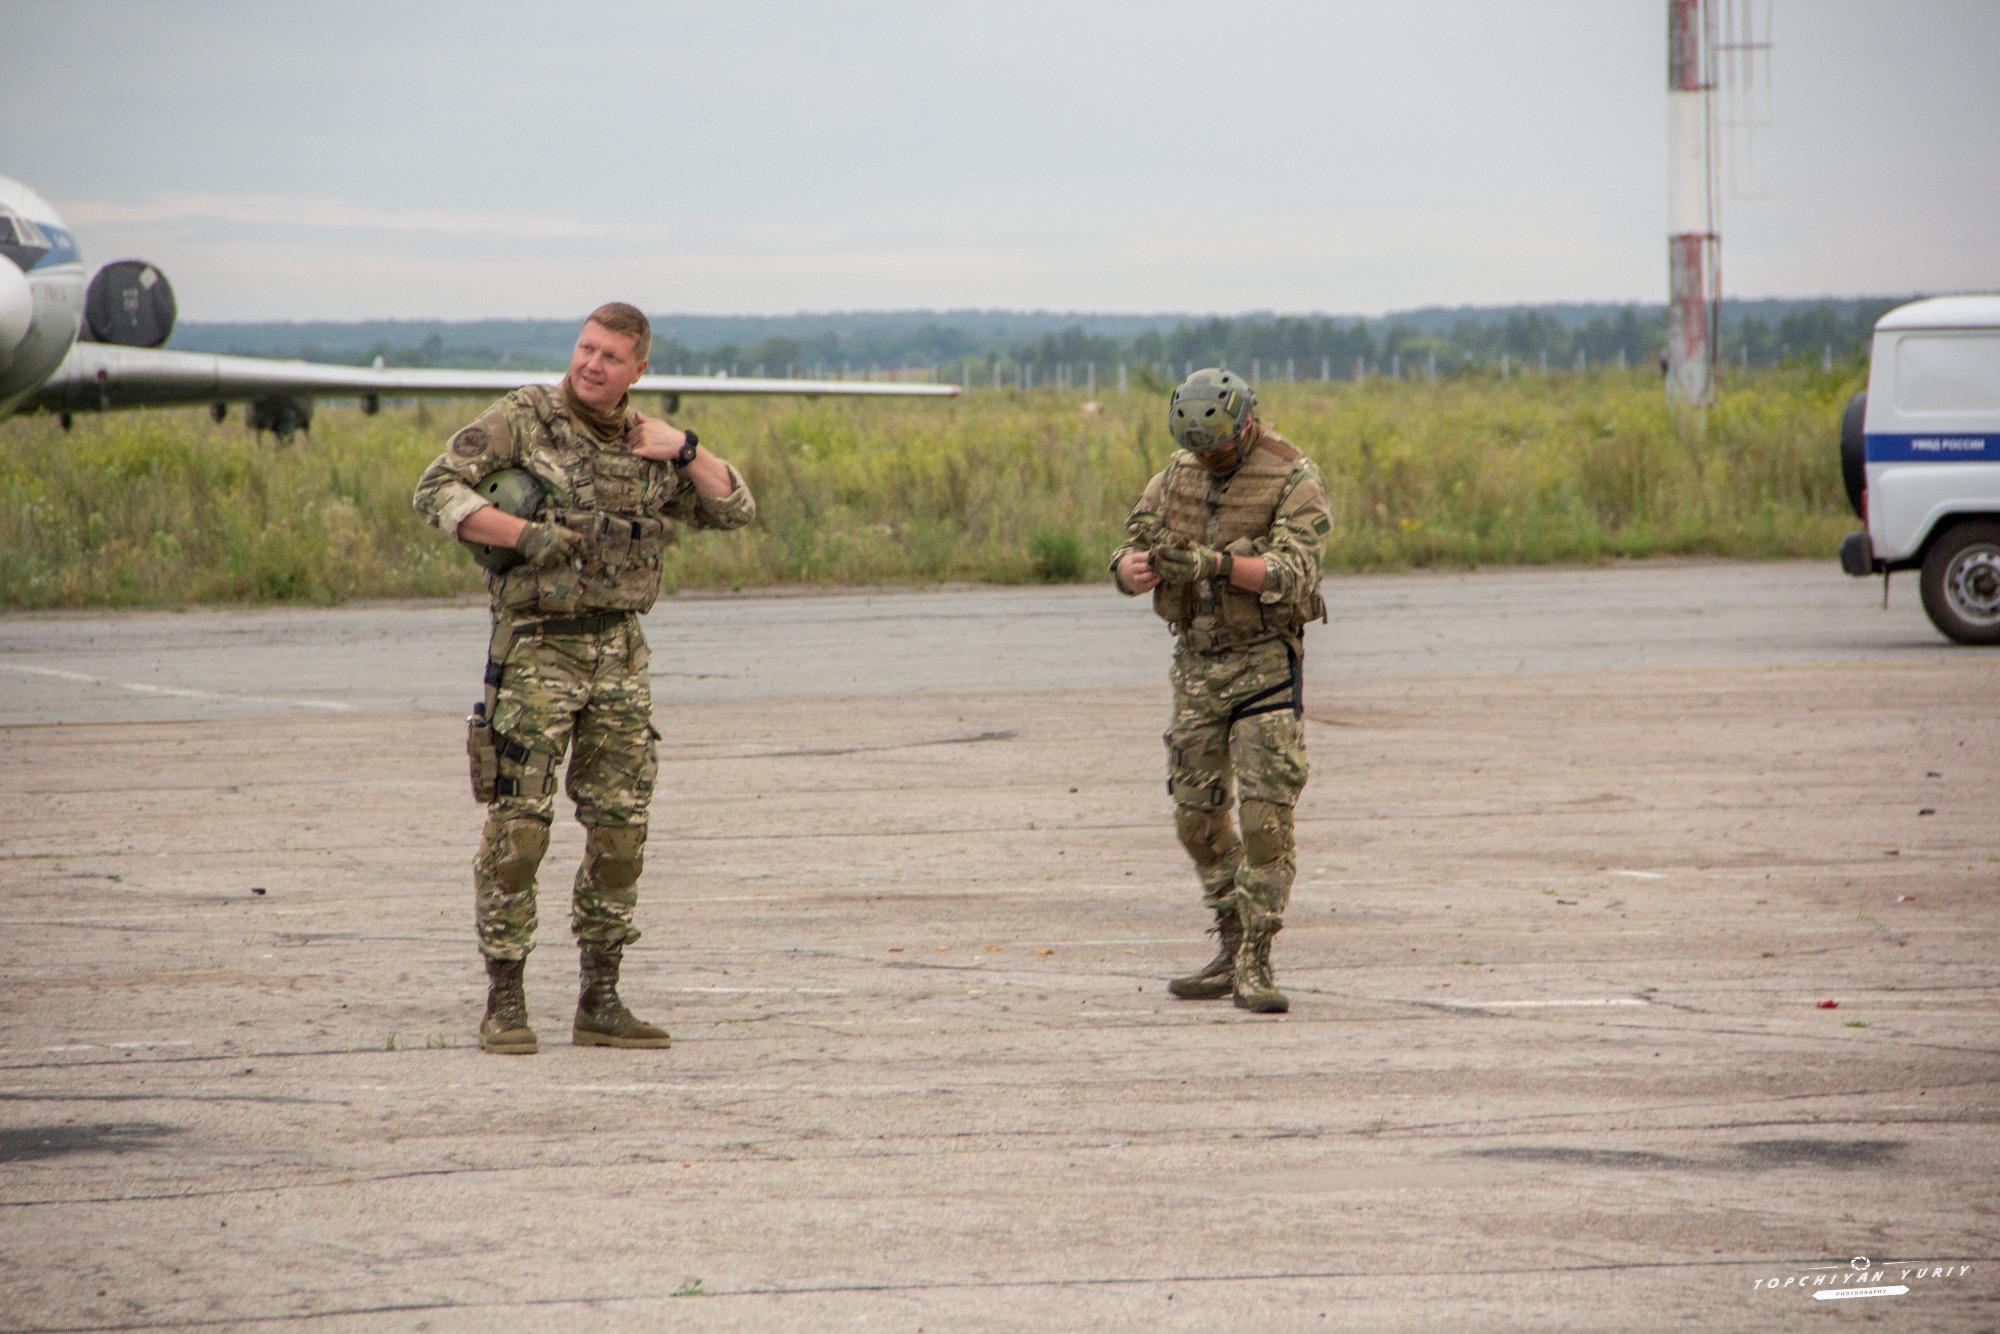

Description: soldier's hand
[625,412,689,464]
[1151,542,1232,584]
[1115,549,1161,594]
[516,521,581,569]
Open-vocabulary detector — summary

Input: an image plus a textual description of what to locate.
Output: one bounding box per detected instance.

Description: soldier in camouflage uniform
[413,302,756,1055]
[1110,369,1331,1013]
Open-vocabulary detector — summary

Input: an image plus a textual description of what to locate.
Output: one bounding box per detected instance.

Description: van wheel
[1920,520,2000,645]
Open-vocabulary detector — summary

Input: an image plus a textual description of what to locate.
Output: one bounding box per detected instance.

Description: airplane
[0,174,959,439]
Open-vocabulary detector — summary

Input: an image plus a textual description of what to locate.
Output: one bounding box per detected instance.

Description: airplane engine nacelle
[83,260,177,348]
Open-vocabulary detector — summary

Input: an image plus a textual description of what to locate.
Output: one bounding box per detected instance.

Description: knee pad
[1239,799,1294,867]
[484,816,549,890]
[584,825,647,891]
[1174,806,1240,869]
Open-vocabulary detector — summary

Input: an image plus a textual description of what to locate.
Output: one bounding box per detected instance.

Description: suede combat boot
[1167,910,1244,1000]
[1232,916,1290,1014]
[479,957,538,1055]
[573,949,672,1048]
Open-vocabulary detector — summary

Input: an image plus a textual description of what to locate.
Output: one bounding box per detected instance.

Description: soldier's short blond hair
[584,302,651,362]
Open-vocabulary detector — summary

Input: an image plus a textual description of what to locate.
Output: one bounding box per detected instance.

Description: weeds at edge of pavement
[0,366,1860,609]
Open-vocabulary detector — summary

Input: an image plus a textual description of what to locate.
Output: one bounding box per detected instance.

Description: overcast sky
[5,0,1995,321]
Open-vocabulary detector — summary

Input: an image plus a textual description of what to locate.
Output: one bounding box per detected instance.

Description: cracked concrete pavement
[1,561,1995,1331]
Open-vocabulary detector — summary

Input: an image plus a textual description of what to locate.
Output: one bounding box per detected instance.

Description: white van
[1838,295,2000,644]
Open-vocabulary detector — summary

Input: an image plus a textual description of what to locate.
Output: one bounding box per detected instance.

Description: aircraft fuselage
[0,176,86,420]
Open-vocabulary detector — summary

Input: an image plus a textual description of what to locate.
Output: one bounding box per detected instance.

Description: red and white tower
[1666,0,1720,408]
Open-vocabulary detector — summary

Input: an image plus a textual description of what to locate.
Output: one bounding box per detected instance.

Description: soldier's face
[568,321,648,411]
[1198,429,1244,473]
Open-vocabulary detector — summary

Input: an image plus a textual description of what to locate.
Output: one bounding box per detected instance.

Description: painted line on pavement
[1427,998,1650,1011]
[666,986,849,995]
[0,662,355,713]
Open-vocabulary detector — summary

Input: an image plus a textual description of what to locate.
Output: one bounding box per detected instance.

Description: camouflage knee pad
[1174,804,1243,901]
[582,824,647,896]
[480,814,550,890]
[1239,799,1294,867]
[475,814,551,961]
[1234,799,1296,919]
[573,824,645,952]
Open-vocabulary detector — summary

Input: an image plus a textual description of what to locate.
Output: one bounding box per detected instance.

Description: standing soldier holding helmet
[413,302,756,1055]
[1110,369,1331,1013]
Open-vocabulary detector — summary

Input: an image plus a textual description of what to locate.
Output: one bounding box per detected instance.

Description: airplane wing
[26,341,959,415]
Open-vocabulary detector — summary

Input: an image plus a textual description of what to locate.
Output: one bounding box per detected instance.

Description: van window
[1894,333,2000,415]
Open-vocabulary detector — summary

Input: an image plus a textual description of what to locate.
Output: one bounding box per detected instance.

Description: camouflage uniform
[1110,419,1330,1004]
[413,384,755,966]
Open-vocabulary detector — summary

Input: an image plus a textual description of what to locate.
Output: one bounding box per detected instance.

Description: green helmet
[461,467,546,573]
[1168,367,1256,453]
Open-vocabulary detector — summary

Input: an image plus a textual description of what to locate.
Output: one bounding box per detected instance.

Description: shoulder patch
[1313,516,1331,535]
[449,425,489,458]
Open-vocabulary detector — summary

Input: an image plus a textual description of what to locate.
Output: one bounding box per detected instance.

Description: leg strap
[1226,641,1304,726]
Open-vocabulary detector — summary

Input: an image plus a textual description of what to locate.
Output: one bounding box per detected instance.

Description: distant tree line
[176,296,1919,384]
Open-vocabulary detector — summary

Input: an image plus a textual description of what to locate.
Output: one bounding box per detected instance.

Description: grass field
[0,368,1860,609]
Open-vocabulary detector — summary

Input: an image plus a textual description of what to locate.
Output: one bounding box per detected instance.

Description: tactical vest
[1152,429,1322,651]
[491,386,675,616]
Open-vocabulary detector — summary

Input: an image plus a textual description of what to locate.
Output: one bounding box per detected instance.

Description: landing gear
[247,395,313,444]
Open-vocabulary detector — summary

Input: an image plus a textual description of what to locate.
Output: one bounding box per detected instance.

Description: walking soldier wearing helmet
[1110,369,1331,1012]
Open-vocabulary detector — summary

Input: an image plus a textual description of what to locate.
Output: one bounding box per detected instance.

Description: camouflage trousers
[474,614,660,962]
[1164,635,1308,924]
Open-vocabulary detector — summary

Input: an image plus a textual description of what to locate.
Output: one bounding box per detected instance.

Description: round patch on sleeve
[450,425,489,458]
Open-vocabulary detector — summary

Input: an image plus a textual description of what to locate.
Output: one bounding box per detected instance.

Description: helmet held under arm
[460,467,546,573]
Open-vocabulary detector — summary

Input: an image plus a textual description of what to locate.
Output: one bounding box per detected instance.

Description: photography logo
[1752,1255,1975,1302]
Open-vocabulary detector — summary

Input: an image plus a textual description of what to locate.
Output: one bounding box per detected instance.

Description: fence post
[1117,362,1127,394]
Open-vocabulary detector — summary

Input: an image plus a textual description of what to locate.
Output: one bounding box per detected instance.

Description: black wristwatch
[672,430,699,468]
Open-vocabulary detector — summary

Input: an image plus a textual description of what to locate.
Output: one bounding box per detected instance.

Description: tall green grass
[0,368,1860,609]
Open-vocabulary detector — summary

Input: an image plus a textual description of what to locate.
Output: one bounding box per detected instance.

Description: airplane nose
[0,258,30,359]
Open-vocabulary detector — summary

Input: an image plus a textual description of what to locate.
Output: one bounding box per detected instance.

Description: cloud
[64,192,663,245]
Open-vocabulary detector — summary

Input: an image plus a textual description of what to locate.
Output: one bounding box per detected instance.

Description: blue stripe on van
[1865,433,1999,463]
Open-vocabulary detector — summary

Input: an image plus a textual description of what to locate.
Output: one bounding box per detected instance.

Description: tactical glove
[1151,542,1233,584]
[516,521,581,569]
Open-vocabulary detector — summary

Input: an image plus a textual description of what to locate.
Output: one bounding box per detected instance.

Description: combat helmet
[1168,368,1256,453]
[460,468,546,573]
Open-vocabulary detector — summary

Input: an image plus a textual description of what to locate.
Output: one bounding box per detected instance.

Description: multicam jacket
[413,384,755,616]
[1111,422,1331,652]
